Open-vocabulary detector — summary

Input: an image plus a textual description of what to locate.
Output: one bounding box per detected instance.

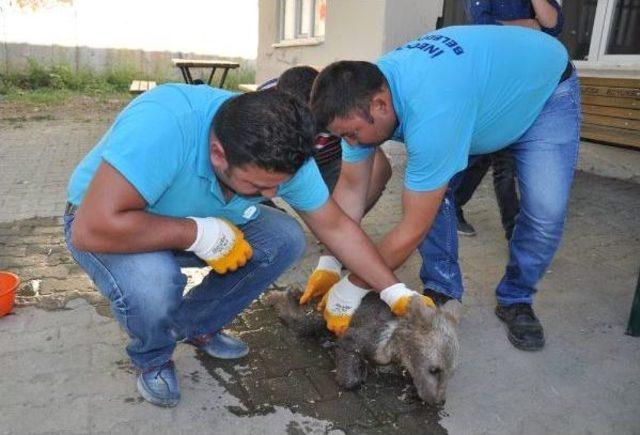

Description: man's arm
[331,153,375,223]
[349,185,447,287]
[378,186,447,269]
[327,141,448,286]
[72,161,196,253]
[531,0,560,30]
[299,197,399,292]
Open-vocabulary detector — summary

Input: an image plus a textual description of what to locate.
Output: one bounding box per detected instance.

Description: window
[560,0,599,60]
[278,0,326,44]
[605,0,640,55]
[562,0,640,64]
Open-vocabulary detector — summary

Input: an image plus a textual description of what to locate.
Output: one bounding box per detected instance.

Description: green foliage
[222,64,256,91]
[0,58,139,94]
[0,58,256,100]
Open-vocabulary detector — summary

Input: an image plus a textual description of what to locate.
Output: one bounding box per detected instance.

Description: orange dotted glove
[299,256,342,305]
[380,283,435,316]
[187,217,253,274]
[317,275,369,337]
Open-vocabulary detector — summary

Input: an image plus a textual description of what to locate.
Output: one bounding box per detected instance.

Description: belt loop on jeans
[64,202,78,215]
[559,61,574,84]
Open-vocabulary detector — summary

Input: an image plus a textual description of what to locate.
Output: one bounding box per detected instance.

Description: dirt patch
[0,93,128,125]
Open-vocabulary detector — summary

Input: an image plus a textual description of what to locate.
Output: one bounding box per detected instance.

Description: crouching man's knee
[250,212,307,271]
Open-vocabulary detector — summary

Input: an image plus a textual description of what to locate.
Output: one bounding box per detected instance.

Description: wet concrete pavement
[0,134,639,433]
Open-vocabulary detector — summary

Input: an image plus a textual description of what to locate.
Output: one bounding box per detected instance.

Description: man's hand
[380,283,435,316]
[317,275,369,337]
[299,255,342,304]
[187,217,253,274]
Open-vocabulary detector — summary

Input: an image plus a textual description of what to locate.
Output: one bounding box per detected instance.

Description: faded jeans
[64,206,306,370]
[454,148,520,239]
[419,71,582,306]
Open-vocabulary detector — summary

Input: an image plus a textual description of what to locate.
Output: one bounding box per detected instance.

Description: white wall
[0,0,259,59]
[383,0,443,51]
[255,0,445,83]
[256,0,386,83]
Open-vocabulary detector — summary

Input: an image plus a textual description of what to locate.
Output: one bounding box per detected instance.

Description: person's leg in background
[495,72,582,351]
[490,149,520,240]
[453,155,491,236]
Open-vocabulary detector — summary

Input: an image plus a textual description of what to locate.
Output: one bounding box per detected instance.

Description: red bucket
[0,271,20,317]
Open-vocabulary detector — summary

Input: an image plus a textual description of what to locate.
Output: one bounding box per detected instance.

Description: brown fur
[263,287,461,405]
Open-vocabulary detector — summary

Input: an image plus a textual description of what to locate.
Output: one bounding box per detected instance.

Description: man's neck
[212,168,235,201]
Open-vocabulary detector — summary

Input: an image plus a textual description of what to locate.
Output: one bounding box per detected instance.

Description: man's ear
[370,87,392,117]
[210,137,228,171]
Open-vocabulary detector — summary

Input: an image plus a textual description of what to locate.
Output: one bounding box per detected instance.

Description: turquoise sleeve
[340,138,375,163]
[101,104,184,205]
[279,158,330,212]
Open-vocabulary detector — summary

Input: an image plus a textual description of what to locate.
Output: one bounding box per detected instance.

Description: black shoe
[423,288,455,306]
[495,303,545,351]
[457,215,476,237]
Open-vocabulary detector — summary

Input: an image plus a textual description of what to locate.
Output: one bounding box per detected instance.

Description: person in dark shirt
[468,0,563,36]
[455,0,563,239]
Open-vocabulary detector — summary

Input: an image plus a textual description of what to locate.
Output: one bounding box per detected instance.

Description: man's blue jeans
[419,71,582,306]
[64,206,306,370]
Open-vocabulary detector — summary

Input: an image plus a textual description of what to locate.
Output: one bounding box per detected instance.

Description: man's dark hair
[213,88,315,174]
[276,65,319,104]
[310,61,386,130]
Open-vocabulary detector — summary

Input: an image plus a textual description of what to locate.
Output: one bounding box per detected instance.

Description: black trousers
[454,148,520,237]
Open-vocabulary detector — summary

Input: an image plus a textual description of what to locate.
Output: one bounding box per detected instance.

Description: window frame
[576,0,640,67]
[274,0,325,48]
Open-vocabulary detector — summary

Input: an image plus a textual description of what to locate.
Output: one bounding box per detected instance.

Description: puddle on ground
[194,303,448,434]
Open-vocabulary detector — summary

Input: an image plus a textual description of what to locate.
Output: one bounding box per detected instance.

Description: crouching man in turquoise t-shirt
[308,25,581,351]
[64,85,425,407]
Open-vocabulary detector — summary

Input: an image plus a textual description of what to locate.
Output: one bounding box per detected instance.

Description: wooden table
[171,58,240,88]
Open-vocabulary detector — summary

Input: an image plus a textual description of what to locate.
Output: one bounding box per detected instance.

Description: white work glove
[317,275,369,337]
[299,255,342,305]
[186,217,253,274]
[380,283,435,316]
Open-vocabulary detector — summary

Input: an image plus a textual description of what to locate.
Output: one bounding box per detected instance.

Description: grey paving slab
[0,119,112,223]
[0,111,639,433]
[0,299,334,435]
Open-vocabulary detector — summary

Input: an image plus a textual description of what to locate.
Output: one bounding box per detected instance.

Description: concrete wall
[0,0,257,80]
[0,42,253,82]
[0,0,257,59]
[382,0,443,51]
[256,0,387,83]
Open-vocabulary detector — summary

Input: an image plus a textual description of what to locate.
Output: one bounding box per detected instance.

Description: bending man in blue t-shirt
[64,85,428,407]
[455,0,564,239]
[307,25,581,351]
